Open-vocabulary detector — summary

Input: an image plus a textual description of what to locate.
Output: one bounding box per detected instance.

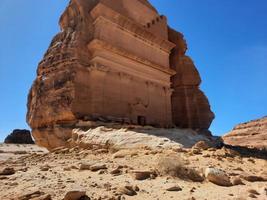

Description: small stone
[247,189,260,195]
[64,167,71,171]
[234,167,244,171]
[95,149,108,154]
[133,185,140,192]
[18,190,44,200]
[247,158,255,163]
[231,177,244,185]
[40,165,50,171]
[110,168,122,175]
[204,168,232,187]
[90,164,107,172]
[38,194,52,200]
[262,187,267,196]
[79,162,93,170]
[192,141,210,150]
[166,185,182,192]
[98,169,106,174]
[240,173,267,182]
[248,193,257,198]
[9,182,18,186]
[191,148,202,155]
[112,150,138,159]
[0,167,15,176]
[186,168,204,182]
[117,186,137,196]
[63,190,88,200]
[190,187,196,193]
[131,170,152,180]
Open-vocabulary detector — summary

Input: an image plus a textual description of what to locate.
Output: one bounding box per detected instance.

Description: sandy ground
[0,142,267,200]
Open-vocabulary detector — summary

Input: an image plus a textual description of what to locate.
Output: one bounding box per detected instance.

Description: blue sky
[0,0,266,141]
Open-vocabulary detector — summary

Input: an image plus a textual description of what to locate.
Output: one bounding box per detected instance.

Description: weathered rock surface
[27,0,214,150]
[4,129,34,144]
[223,116,267,150]
[68,126,216,151]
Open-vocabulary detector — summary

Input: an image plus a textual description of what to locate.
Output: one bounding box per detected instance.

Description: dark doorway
[137,116,146,126]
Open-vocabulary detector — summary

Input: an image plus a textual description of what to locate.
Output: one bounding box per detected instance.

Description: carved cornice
[88,39,176,76]
[90,3,175,53]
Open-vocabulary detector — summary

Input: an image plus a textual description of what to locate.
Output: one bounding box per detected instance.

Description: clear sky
[0,0,266,141]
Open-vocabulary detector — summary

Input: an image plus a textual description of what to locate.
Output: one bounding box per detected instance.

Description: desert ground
[0,136,267,200]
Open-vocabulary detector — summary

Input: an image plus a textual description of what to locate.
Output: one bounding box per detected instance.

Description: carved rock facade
[27,0,214,149]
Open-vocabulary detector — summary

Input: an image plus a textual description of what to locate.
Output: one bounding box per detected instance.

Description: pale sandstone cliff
[223,116,267,150]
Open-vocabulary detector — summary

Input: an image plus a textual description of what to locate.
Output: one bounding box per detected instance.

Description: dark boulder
[4,129,34,144]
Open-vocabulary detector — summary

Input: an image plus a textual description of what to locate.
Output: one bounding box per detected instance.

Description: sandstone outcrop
[223,116,267,150]
[168,29,214,130]
[27,0,214,150]
[4,129,34,144]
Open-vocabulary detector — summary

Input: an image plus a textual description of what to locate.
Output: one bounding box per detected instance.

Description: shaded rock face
[223,117,267,150]
[168,29,214,130]
[27,0,214,150]
[4,129,34,144]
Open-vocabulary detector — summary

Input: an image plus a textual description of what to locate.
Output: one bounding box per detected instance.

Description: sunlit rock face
[27,0,214,150]
[223,117,267,150]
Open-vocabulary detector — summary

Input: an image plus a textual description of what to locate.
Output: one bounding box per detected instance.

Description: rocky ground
[0,140,267,200]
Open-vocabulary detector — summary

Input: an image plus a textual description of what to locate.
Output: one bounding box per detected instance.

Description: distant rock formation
[27,0,214,150]
[223,116,267,150]
[4,129,34,144]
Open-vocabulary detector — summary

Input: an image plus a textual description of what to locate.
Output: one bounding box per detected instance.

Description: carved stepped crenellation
[145,15,166,28]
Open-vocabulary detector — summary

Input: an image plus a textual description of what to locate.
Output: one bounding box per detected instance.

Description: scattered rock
[131,170,153,180]
[63,190,88,200]
[248,193,257,198]
[110,168,122,175]
[166,185,182,192]
[190,187,196,193]
[231,177,244,185]
[14,150,28,155]
[191,148,202,155]
[133,185,140,192]
[205,168,232,186]
[117,185,137,196]
[192,141,210,150]
[79,162,93,170]
[240,173,267,182]
[186,168,204,182]
[90,163,107,172]
[247,189,260,195]
[17,190,50,200]
[0,167,15,176]
[40,165,51,171]
[262,187,267,196]
[112,150,138,159]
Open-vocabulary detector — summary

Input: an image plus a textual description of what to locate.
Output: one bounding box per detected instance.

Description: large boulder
[223,116,267,150]
[204,167,232,187]
[4,129,34,144]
